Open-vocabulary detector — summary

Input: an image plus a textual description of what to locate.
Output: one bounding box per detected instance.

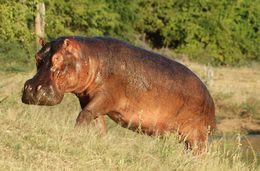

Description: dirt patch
[217,118,260,134]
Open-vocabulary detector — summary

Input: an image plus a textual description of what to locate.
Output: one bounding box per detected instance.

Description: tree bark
[35,3,45,50]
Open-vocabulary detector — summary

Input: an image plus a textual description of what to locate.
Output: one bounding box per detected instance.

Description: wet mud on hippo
[22,36,216,150]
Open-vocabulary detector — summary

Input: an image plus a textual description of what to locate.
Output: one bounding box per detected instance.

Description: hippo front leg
[76,109,98,125]
[75,93,113,132]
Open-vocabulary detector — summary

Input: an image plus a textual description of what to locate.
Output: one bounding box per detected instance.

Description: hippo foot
[75,113,107,135]
[75,110,96,126]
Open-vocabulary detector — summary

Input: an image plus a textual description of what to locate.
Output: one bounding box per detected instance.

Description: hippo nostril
[28,85,32,91]
[37,85,42,91]
[24,85,28,90]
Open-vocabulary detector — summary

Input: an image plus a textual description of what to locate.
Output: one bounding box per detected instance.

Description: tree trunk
[35,3,45,50]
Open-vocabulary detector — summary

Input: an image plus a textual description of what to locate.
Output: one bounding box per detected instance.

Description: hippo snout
[21,79,63,106]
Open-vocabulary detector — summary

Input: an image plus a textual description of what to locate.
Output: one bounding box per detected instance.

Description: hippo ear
[39,37,46,47]
[63,39,78,52]
[63,39,71,49]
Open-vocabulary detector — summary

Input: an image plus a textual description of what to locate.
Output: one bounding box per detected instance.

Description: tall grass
[0,66,259,170]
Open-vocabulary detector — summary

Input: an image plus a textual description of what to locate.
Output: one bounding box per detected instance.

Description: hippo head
[22,37,86,106]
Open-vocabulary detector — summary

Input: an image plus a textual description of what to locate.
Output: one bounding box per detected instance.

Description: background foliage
[0,0,259,70]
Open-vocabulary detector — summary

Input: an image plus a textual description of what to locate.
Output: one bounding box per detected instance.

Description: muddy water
[213,134,260,165]
[241,135,260,153]
[241,135,260,164]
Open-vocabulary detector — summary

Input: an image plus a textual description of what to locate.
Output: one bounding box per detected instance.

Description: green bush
[44,0,119,39]
[0,0,259,69]
[136,0,260,66]
[0,1,36,71]
[0,40,35,72]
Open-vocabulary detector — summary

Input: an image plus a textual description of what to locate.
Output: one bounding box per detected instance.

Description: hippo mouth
[21,90,63,106]
[21,81,64,106]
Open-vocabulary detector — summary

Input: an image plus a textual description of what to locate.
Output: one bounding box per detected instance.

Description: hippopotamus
[22,36,215,150]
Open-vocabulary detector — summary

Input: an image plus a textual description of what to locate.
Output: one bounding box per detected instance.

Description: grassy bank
[0,61,259,170]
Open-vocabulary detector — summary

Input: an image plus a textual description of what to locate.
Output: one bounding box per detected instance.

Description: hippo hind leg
[181,123,209,154]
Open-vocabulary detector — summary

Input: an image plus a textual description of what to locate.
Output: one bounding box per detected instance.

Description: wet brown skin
[22,36,216,150]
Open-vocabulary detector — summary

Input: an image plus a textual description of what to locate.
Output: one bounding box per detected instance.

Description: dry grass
[183,61,260,133]
[185,62,260,105]
[0,63,259,170]
[186,62,259,114]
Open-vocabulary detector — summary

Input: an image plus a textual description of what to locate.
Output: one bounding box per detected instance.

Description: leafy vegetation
[0,0,259,68]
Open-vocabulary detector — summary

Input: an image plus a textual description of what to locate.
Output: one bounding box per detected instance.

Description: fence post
[35,3,45,50]
[204,64,214,87]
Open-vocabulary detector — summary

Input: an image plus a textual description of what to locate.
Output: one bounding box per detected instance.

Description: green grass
[0,65,259,170]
